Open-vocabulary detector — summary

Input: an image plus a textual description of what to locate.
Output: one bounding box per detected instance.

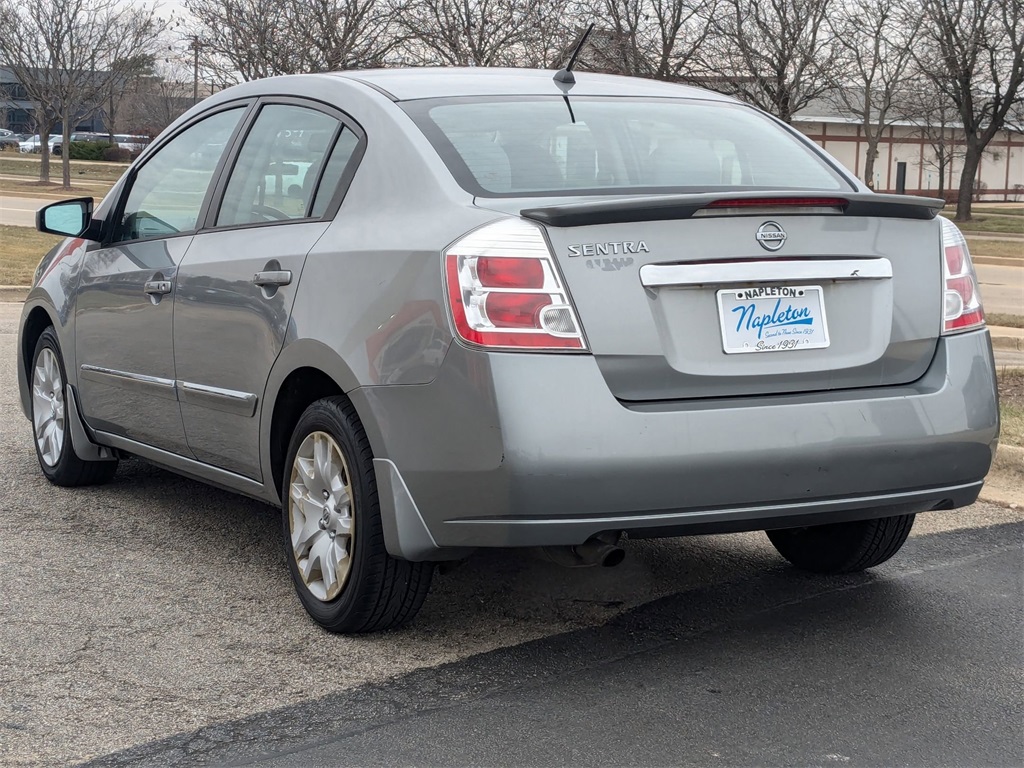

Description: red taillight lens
[940,218,985,334]
[476,256,545,289]
[484,292,552,328]
[444,219,586,350]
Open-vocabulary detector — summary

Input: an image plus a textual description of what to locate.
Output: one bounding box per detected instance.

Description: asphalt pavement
[0,298,1021,766]
[86,522,1024,768]
[0,195,42,227]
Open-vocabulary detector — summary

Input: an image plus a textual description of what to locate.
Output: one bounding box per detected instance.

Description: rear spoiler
[520,192,944,228]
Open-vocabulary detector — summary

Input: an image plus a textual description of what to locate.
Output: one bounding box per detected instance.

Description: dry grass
[998,368,1024,447]
[987,313,1024,329]
[950,214,1024,235]
[974,206,1024,217]
[0,225,62,285]
[0,155,128,183]
[967,238,1023,260]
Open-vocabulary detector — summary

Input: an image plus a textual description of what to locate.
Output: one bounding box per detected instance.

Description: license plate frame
[716,284,830,354]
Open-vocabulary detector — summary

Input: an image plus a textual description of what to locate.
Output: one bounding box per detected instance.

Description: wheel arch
[262,339,367,503]
[18,304,59,418]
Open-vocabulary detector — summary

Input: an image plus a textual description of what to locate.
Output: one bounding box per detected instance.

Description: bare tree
[117,61,196,136]
[828,0,921,188]
[397,0,547,66]
[905,78,968,198]
[694,0,838,123]
[916,0,1024,220]
[185,0,401,81]
[579,0,716,80]
[0,0,165,187]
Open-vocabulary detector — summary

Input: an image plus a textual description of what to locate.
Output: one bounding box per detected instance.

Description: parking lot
[1,300,1021,766]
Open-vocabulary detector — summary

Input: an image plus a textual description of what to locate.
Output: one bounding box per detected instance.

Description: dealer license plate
[716,285,830,354]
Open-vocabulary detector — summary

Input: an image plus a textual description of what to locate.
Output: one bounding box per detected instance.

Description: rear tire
[30,327,118,487]
[766,514,915,574]
[282,396,433,633]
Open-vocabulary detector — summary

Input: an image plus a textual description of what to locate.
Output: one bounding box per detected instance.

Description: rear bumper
[352,330,999,560]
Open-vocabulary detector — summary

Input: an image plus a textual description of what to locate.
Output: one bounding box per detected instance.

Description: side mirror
[36,197,99,239]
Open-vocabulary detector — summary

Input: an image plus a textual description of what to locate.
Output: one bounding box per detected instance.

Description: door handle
[253,270,292,287]
[144,280,172,296]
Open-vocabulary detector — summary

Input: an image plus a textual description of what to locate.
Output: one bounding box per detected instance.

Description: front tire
[282,396,433,633]
[766,514,915,574]
[30,327,118,486]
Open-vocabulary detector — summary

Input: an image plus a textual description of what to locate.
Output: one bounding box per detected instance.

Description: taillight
[940,217,985,334]
[444,218,587,350]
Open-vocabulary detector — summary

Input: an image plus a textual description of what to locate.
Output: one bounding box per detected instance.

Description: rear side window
[216,104,342,227]
[403,97,848,197]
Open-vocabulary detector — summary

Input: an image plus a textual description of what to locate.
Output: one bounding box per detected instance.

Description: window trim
[200,95,367,234]
[104,100,256,247]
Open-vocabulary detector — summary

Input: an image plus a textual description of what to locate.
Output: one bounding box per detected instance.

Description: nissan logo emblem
[755,221,787,251]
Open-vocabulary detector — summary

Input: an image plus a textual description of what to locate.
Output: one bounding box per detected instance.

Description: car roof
[329,67,735,103]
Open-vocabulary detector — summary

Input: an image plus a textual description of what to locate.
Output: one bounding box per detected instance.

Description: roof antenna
[553,22,595,85]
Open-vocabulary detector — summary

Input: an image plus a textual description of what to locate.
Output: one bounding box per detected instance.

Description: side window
[216,104,344,227]
[113,108,244,243]
[309,128,360,218]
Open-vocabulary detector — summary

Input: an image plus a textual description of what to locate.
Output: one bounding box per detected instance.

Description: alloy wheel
[288,431,355,601]
[32,348,65,467]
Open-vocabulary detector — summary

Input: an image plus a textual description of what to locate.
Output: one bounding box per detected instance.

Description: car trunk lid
[478,191,945,401]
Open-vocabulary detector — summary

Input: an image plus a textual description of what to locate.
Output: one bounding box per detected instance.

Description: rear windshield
[402,96,849,197]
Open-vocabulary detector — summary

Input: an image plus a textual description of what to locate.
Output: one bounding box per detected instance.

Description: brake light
[940,217,985,334]
[705,197,848,209]
[444,219,587,350]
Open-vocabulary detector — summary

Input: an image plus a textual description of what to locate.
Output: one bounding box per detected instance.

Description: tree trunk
[863,138,878,189]
[937,149,945,197]
[955,144,981,221]
[61,124,72,189]
[38,126,51,184]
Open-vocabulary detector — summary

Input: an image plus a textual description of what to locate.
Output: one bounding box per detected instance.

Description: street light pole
[190,35,200,104]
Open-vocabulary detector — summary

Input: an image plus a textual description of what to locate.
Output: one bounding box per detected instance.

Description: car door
[172,100,363,479]
[75,105,248,453]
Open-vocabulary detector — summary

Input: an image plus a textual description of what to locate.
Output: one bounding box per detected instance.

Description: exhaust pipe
[532,533,625,568]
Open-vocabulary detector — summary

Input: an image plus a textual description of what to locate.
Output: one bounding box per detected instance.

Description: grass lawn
[974,206,1024,218]
[967,238,1023,260]
[0,155,129,183]
[0,177,115,199]
[950,214,1024,235]
[998,368,1024,447]
[0,225,61,284]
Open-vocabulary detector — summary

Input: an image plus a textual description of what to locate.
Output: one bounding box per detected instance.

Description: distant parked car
[19,135,59,154]
[0,134,20,151]
[52,132,108,156]
[114,134,151,153]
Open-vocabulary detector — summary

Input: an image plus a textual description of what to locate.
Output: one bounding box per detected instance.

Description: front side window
[216,104,346,227]
[403,97,849,197]
[112,107,244,242]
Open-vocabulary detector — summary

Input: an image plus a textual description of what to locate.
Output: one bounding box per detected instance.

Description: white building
[791,110,1023,202]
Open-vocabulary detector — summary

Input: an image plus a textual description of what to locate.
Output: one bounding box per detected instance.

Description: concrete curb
[980,444,1024,508]
[990,326,1024,351]
[0,286,29,302]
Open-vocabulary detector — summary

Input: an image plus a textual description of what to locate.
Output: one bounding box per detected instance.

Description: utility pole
[189,35,201,104]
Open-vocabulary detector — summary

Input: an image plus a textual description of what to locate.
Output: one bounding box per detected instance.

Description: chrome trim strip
[176,380,258,417]
[639,258,892,288]
[79,364,178,401]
